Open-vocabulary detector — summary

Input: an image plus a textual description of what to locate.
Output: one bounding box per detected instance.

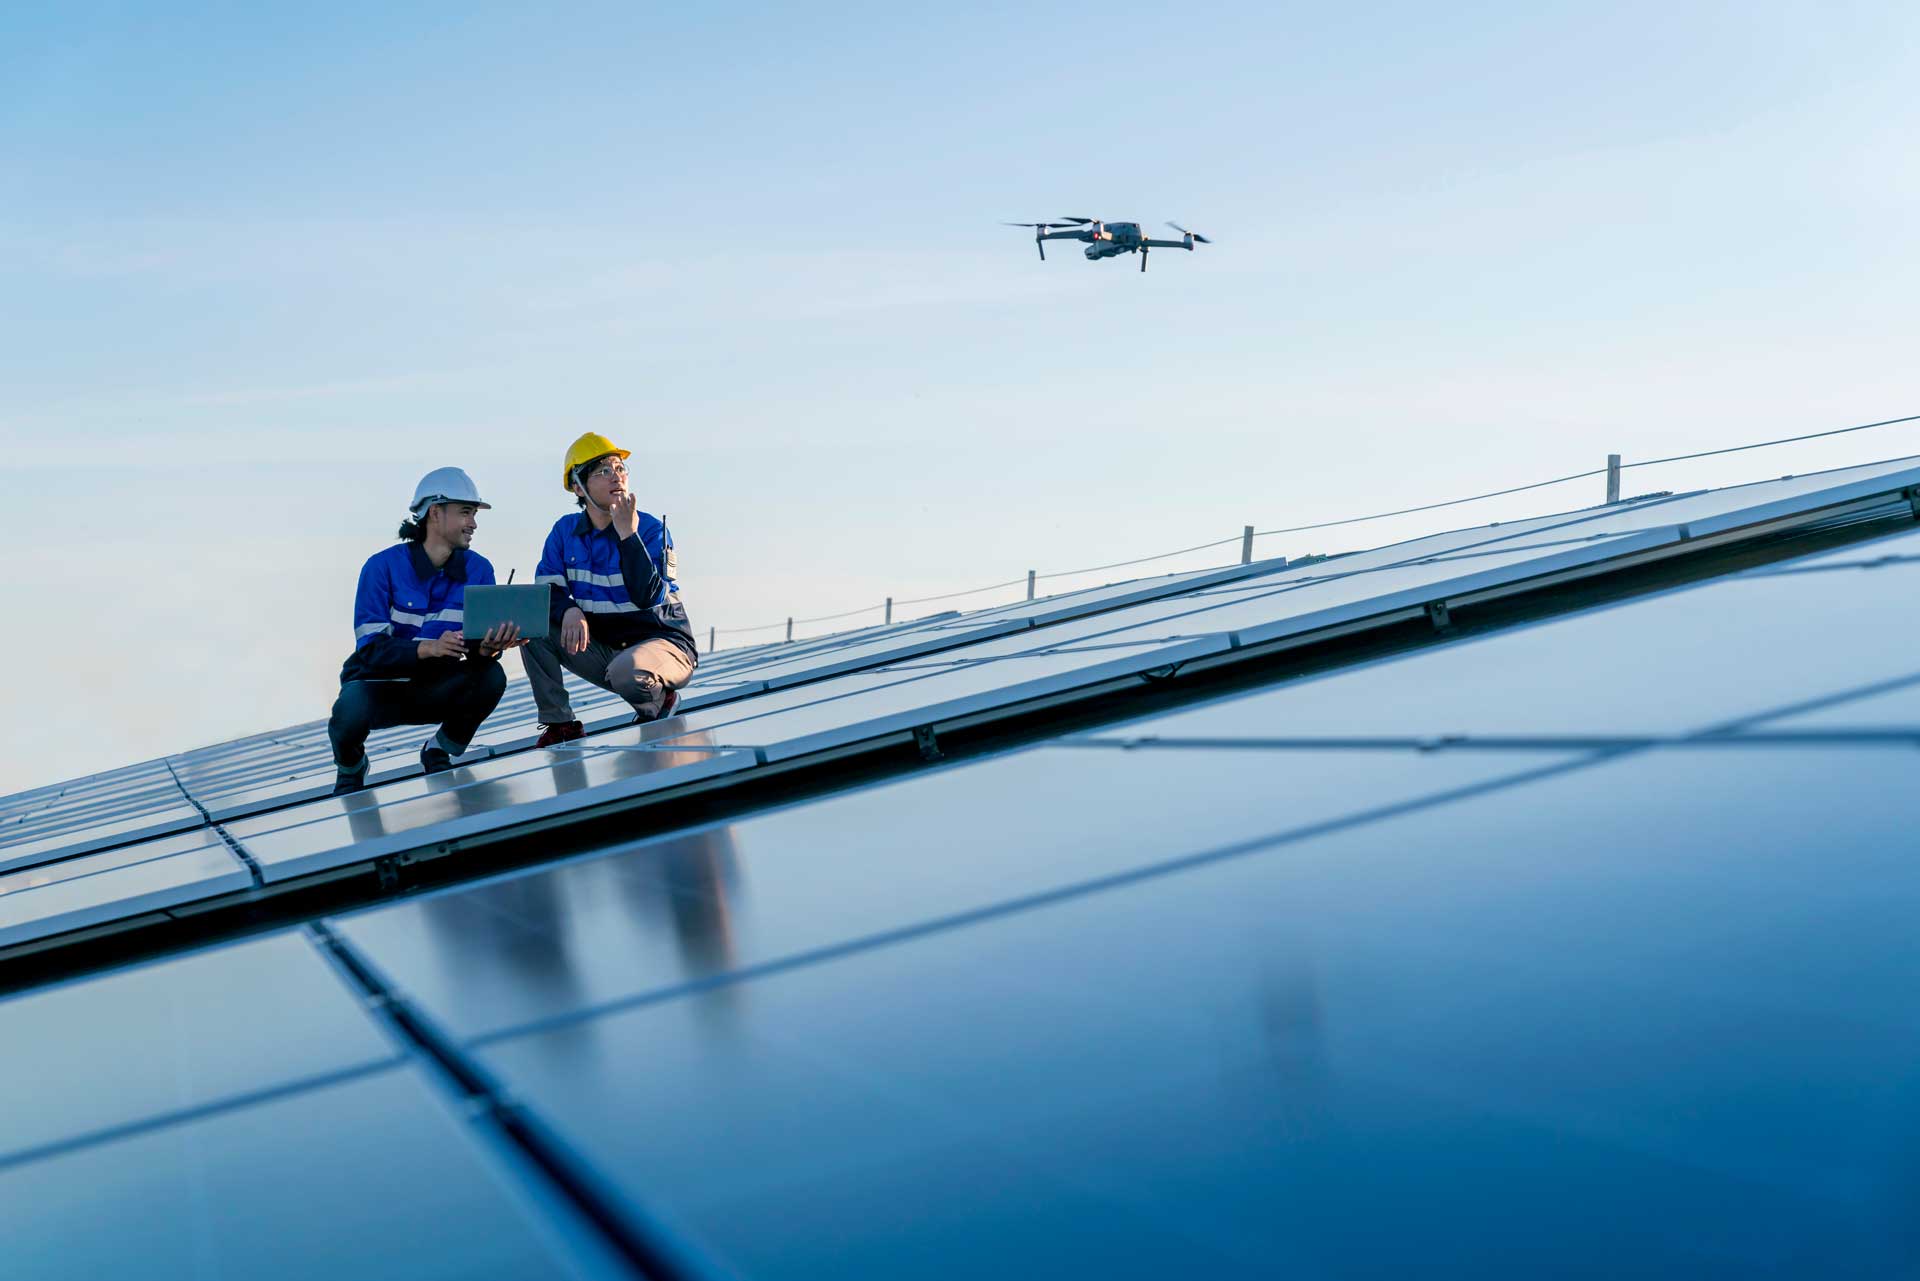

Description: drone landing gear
[1139,245,1148,273]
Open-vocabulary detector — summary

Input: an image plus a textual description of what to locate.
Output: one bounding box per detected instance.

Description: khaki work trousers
[522,634,695,723]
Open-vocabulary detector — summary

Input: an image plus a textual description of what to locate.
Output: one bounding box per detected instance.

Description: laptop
[462,584,552,641]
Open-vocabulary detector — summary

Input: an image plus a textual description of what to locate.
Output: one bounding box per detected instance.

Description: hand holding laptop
[463,585,552,643]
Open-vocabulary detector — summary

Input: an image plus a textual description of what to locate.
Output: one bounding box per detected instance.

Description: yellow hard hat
[562,432,631,492]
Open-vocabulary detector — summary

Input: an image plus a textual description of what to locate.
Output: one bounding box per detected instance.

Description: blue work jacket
[340,541,498,684]
[535,510,697,659]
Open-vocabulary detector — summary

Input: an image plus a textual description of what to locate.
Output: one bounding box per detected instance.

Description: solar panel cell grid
[0,1068,580,1279]
[334,743,1581,1042]
[232,746,756,882]
[0,842,251,948]
[0,931,396,1163]
[1080,534,1920,746]
[470,743,1920,1279]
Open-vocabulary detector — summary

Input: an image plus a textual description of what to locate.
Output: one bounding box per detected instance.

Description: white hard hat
[410,467,491,517]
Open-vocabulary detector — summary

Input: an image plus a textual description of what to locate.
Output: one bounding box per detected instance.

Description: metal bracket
[912,726,944,762]
[374,856,403,893]
[1424,600,1452,631]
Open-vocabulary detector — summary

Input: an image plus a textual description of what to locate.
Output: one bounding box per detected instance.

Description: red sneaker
[535,720,585,747]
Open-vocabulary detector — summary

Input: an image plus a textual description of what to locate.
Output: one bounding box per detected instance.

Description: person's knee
[329,684,372,733]
[523,636,562,669]
[472,660,508,705]
[606,652,646,693]
[328,684,374,761]
[608,659,665,714]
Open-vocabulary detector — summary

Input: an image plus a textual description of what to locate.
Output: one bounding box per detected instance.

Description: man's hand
[479,621,523,657]
[610,492,639,540]
[417,632,467,660]
[562,607,589,655]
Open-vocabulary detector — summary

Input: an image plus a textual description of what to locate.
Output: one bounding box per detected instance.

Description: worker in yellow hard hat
[525,432,697,745]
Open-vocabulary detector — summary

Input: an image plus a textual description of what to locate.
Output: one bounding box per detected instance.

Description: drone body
[1002,217,1214,271]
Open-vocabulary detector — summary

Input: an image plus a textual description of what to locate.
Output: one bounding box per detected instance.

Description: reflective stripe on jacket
[339,542,497,684]
[535,511,697,660]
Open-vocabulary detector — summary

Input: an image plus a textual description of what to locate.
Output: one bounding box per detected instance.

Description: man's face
[431,502,480,549]
[579,455,629,509]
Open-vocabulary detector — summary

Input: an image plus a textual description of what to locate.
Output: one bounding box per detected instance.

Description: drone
[1002,217,1214,272]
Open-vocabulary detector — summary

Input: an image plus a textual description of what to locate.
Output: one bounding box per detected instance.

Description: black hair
[572,454,617,509]
[396,511,429,542]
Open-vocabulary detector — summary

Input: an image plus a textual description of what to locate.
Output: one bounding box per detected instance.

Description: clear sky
[2,1,1917,790]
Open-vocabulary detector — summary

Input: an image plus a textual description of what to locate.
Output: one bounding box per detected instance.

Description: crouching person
[527,432,698,746]
[330,468,522,794]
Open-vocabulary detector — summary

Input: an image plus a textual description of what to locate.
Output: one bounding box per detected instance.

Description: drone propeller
[1166,222,1213,244]
[1059,216,1096,225]
[1002,221,1081,229]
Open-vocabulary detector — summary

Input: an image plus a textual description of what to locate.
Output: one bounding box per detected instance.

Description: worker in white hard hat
[327,467,524,794]
[525,432,697,746]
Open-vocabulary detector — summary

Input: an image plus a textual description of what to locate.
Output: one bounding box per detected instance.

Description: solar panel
[0,837,251,949]
[0,1065,582,1278]
[3,456,1920,1273]
[332,742,1583,1042]
[228,745,755,883]
[0,931,396,1163]
[1075,526,1920,745]
[458,742,1918,1278]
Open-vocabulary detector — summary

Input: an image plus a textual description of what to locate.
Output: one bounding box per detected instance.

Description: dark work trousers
[328,661,507,767]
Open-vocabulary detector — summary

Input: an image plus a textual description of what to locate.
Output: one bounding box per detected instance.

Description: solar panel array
[4,458,1919,1277]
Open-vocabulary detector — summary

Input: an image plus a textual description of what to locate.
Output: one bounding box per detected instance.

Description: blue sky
[2,1,1917,787]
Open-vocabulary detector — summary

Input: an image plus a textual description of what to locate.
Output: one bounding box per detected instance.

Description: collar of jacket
[572,511,623,540]
[407,540,469,582]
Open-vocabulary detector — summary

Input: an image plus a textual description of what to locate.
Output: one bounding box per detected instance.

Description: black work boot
[420,745,455,775]
[332,756,369,795]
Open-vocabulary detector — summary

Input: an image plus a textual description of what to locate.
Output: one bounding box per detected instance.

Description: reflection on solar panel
[5,457,1920,1276]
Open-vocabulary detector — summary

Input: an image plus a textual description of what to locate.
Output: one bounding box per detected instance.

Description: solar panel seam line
[1395,525,1768,617]
[306,923,721,1281]
[1226,528,1685,650]
[0,842,222,898]
[0,855,254,950]
[243,753,758,884]
[223,744,743,844]
[1064,734,1666,752]
[164,760,265,888]
[0,1057,403,1175]
[1677,480,1920,542]
[1064,731,1920,752]
[755,636,1230,763]
[1690,668,1920,737]
[2,795,193,832]
[0,813,207,876]
[736,562,1282,695]
[962,523,1673,662]
[0,807,188,850]
[0,910,178,965]
[465,748,1623,1051]
[1741,553,1920,578]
